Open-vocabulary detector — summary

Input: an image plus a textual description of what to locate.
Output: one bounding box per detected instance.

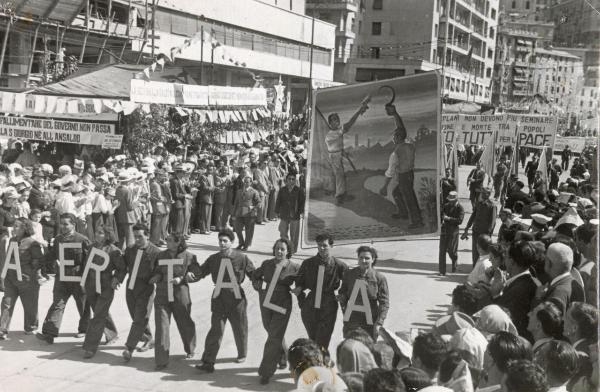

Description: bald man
[536,243,585,314]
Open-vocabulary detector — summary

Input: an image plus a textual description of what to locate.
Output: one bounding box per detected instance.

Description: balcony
[306,0,358,11]
[336,29,356,39]
[514,60,531,67]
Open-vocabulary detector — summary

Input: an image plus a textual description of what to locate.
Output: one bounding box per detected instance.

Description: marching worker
[196,229,255,373]
[122,224,161,361]
[439,191,465,275]
[82,227,126,358]
[462,187,497,266]
[293,233,347,352]
[252,238,300,384]
[149,233,201,370]
[37,213,92,344]
[337,246,389,340]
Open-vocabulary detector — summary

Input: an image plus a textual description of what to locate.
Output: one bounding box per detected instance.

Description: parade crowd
[0,134,597,392]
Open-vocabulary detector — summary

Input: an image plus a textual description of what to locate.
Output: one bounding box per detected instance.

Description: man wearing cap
[379,103,424,229]
[28,169,48,211]
[463,187,497,266]
[441,168,456,203]
[115,172,136,250]
[169,164,187,234]
[37,213,92,343]
[324,98,370,205]
[439,191,464,275]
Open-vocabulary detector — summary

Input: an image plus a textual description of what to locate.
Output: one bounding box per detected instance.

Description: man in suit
[463,187,497,265]
[232,174,261,251]
[196,164,215,234]
[466,161,485,207]
[149,169,169,246]
[439,191,464,275]
[28,169,49,211]
[275,172,305,254]
[115,172,136,250]
[267,157,284,221]
[252,160,271,225]
[536,242,585,314]
[490,240,539,339]
[525,154,539,195]
[169,164,187,234]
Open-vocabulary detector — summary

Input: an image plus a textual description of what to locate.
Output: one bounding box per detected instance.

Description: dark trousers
[233,216,256,247]
[125,282,154,351]
[213,203,226,230]
[300,297,338,351]
[0,276,39,334]
[197,202,213,233]
[82,287,118,353]
[169,208,184,235]
[493,178,504,199]
[256,194,266,224]
[258,304,291,378]
[562,159,569,171]
[201,292,248,364]
[42,280,89,337]
[117,221,134,250]
[471,232,482,266]
[154,286,197,367]
[392,171,423,225]
[439,230,459,275]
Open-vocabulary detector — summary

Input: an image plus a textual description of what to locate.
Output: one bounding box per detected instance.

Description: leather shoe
[278,358,287,369]
[195,362,215,373]
[74,332,85,338]
[122,349,133,361]
[155,364,168,371]
[186,352,195,359]
[83,350,95,359]
[36,332,54,344]
[260,376,270,385]
[137,340,154,352]
[105,335,118,345]
[236,356,246,363]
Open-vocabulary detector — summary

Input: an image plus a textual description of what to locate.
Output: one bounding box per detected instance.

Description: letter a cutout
[213,258,241,299]
[343,279,373,325]
[263,263,286,314]
[1,241,22,281]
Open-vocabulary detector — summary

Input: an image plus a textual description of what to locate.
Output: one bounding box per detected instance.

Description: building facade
[532,47,583,111]
[325,0,500,104]
[0,0,336,114]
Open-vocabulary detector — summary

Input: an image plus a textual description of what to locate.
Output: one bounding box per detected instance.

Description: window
[511,0,516,8]
[370,47,381,58]
[486,67,492,77]
[358,20,362,33]
[525,1,530,9]
[489,27,494,39]
[372,22,382,35]
[373,0,383,9]
[435,24,438,37]
[487,48,493,58]
[491,8,496,19]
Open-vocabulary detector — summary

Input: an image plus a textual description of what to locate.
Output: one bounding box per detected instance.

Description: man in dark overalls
[37,213,91,344]
[122,223,161,361]
[439,191,465,275]
[196,229,255,373]
[293,233,347,352]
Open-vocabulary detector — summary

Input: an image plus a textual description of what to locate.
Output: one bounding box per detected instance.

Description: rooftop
[535,47,582,60]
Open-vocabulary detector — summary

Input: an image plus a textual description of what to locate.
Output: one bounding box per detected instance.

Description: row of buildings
[0,0,597,130]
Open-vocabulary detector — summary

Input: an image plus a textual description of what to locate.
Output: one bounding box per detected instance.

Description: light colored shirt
[385,143,415,177]
[55,191,76,215]
[467,255,492,284]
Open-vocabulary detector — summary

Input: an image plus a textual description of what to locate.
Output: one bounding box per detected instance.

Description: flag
[538,146,548,192]
[478,131,496,181]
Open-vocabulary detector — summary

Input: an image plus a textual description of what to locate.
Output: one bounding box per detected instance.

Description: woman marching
[252,238,299,385]
[337,245,390,340]
[82,226,126,358]
[149,233,201,370]
[0,218,45,339]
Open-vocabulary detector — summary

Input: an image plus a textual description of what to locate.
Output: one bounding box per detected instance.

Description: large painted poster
[304,73,441,245]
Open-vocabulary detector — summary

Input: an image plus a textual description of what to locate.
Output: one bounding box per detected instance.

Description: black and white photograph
[0,0,597,392]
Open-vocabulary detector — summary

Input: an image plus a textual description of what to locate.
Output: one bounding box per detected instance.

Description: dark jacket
[338,267,389,326]
[28,186,48,211]
[197,174,215,205]
[48,231,91,277]
[441,201,464,234]
[169,177,187,209]
[253,258,299,311]
[124,243,161,286]
[466,199,497,234]
[83,243,126,292]
[295,254,347,309]
[275,185,305,221]
[153,249,201,301]
[494,273,537,337]
[541,274,585,314]
[115,184,136,224]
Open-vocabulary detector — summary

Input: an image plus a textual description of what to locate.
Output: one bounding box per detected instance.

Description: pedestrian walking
[275,172,305,254]
[439,191,464,275]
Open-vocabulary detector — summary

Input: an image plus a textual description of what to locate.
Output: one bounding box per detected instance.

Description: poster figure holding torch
[324,95,371,205]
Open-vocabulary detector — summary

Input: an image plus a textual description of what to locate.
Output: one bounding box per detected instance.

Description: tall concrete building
[532,47,583,109]
[324,0,500,104]
[0,0,336,113]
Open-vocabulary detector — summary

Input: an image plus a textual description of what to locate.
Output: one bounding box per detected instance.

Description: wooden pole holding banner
[0,17,13,79]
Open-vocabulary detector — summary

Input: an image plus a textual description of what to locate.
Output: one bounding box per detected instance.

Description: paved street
[0,157,567,392]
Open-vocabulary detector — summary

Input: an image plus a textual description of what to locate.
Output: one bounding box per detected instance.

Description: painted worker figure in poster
[324,98,370,205]
[306,73,440,245]
[379,103,424,229]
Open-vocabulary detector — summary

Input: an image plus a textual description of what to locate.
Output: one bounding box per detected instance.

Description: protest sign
[553,136,587,154]
[0,115,116,146]
[506,114,557,149]
[101,134,124,149]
